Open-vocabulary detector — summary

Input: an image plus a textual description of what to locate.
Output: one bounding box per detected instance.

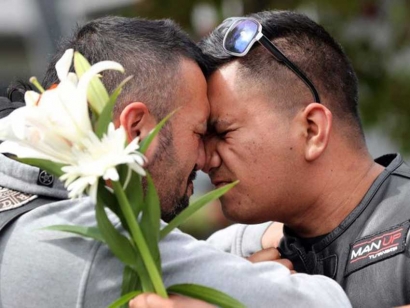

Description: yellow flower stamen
[29,77,45,93]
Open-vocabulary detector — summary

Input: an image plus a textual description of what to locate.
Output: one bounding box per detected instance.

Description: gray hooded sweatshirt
[0,154,351,308]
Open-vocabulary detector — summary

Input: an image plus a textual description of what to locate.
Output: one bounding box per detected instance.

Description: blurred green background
[1,0,409,238]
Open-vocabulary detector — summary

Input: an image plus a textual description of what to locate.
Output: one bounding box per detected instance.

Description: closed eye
[206,129,231,139]
[196,132,206,140]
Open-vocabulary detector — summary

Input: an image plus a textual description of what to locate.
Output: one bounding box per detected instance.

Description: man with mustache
[0,16,350,307]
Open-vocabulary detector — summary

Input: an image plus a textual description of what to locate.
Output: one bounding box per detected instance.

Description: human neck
[287,153,385,238]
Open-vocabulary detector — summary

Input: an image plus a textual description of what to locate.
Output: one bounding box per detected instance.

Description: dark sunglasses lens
[224,20,259,54]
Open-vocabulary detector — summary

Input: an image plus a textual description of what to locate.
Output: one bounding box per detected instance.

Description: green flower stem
[112,180,168,298]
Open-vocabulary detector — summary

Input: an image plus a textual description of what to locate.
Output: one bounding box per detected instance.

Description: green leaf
[94,87,119,139]
[73,51,90,77]
[122,266,141,294]
[97,181,154,293]
[139,110,177,154]
[95,196,139,269]
[97,195,154,292]
[95,75,133,139]
[97,179,129,232]
[167,284,245,308]
[97,180,118,209]
[16,158,65,178]
[111,180,167,297]
[97,179,152,293]
[125,171,144,218]
[117,164,129,187]
[121,239,155,295]
[120,266,142,308]
[160,181,239,239]
[74,52,109,115]
[108,290,142,308]
[43,225,105,243]
[134,253,155,293]
[140,173,161,271]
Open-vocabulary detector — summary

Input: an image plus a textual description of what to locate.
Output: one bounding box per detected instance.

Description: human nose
[202,137,221,174]
[195,139,206,171]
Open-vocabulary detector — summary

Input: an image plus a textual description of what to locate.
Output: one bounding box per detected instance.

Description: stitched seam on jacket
[235,225,247,257]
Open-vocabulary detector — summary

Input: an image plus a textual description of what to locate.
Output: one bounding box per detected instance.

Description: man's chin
[161,194,190,222]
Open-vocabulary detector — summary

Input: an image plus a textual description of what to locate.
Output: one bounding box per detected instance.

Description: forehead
[173,59,209,127]
[207,62,268,126]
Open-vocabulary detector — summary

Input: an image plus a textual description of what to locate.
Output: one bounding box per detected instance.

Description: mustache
[188,169,197,182]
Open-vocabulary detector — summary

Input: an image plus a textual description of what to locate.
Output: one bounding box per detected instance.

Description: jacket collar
[282,153,403,254]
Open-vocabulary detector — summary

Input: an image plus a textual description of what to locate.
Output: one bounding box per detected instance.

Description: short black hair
[43,16,209,120]
[199,10,364,141]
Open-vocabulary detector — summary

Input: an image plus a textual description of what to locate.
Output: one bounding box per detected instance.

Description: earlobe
[119,102,157,142]
[303,103,332,162]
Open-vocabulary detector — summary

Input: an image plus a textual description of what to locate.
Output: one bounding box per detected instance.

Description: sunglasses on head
[221,17,321,103]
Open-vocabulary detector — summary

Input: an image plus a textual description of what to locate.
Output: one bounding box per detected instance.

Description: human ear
[302,103,332,161]
[119,102,157,141]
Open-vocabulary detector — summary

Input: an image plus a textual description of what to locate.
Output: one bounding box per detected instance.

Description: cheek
[221,135,296,195]
[217,147,259,191]
[175,135,202,167]
[219,136,269,170]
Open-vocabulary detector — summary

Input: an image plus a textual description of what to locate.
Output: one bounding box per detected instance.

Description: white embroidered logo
[0,186,38,212]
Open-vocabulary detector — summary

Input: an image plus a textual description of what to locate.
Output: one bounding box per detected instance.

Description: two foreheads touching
[39,12,365,152]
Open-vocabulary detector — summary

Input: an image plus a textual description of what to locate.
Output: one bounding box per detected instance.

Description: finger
[129,294,149,308]
[262,222,284,249]
[129,294,216,308]
[129,293,173,308]
[169,295,216,307]
[247,247,281,263]
[274,258,294,271]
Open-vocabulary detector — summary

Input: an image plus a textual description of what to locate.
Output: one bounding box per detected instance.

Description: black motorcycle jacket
[279,154,410,308]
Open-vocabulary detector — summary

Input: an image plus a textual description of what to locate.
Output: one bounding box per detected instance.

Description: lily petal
[67,72,79,86]
[103,167,119,181]
[57,79,92,137]
[0,111,17,141]
[0,140,59,161]
[77,61,124,111]
[24,91,41,107]
[56,49,74,81]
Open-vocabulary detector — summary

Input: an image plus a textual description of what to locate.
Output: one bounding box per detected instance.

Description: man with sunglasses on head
[133,9,410,308]
[200,10,409,308]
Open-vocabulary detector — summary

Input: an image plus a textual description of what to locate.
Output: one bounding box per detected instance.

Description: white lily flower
[60,123,146,201]
[0,49,145,200]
